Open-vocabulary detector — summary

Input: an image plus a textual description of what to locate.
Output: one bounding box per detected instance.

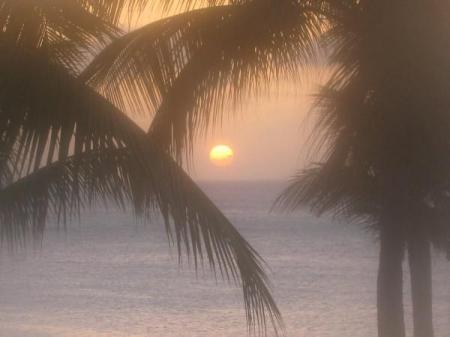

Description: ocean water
[0,182,448,337]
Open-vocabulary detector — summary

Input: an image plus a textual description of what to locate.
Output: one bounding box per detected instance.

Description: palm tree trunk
[377,224,405,337]
[408,232,434,337]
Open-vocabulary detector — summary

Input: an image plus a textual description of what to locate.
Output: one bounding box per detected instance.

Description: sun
[209,144,234,166]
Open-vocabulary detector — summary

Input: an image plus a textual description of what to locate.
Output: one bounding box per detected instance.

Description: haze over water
[0,182,448,337]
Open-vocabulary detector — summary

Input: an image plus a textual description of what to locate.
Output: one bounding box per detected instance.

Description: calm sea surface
[0,182,448,337]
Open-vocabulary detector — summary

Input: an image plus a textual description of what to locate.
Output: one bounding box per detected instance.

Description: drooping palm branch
[0,41,282,334]
[0,148,283,335]
[82,0,323,159]
[0,0,122,73]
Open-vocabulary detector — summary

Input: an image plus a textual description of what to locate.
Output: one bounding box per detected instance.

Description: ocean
[0,181,448,337]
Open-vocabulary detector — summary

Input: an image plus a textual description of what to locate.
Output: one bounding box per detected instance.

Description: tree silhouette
[277,1,450,337]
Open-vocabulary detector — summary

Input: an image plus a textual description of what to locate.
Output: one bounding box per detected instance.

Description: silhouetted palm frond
[0,45,282,336]
[0,143,283,335]
[82,0,230,23]
[0,46,139,183]
[156,0,229,12]
[80,0,149,24]
[0,0,118,73]
[275,162,377,226]
[82,0,323,159]
[5,146,282,335]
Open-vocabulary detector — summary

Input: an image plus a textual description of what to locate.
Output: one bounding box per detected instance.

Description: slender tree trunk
[377,224,405,337]
[408,232,434,337]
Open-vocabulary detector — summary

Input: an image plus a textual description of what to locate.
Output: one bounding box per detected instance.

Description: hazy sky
[128,7,326,182]
[133,83,318,181]
[189,86,314,181]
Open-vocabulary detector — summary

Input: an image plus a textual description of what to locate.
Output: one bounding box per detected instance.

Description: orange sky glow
[124,7,328,181]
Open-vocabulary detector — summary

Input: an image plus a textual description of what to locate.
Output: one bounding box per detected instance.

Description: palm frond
[156,0,229,12]
[81,0,228,23]
[82,0,323,159]
[275,162,377,227]
[79,0,150,25]
[0,144,283,336]
[0,46,282,336]
[0,0,118,73]
[0,45,141,183]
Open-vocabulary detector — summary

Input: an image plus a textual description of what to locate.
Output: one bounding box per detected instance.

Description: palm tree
[0,0,323,334]
[277,1,450,337]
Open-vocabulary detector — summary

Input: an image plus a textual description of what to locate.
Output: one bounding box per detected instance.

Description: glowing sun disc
[209,144,234,166]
